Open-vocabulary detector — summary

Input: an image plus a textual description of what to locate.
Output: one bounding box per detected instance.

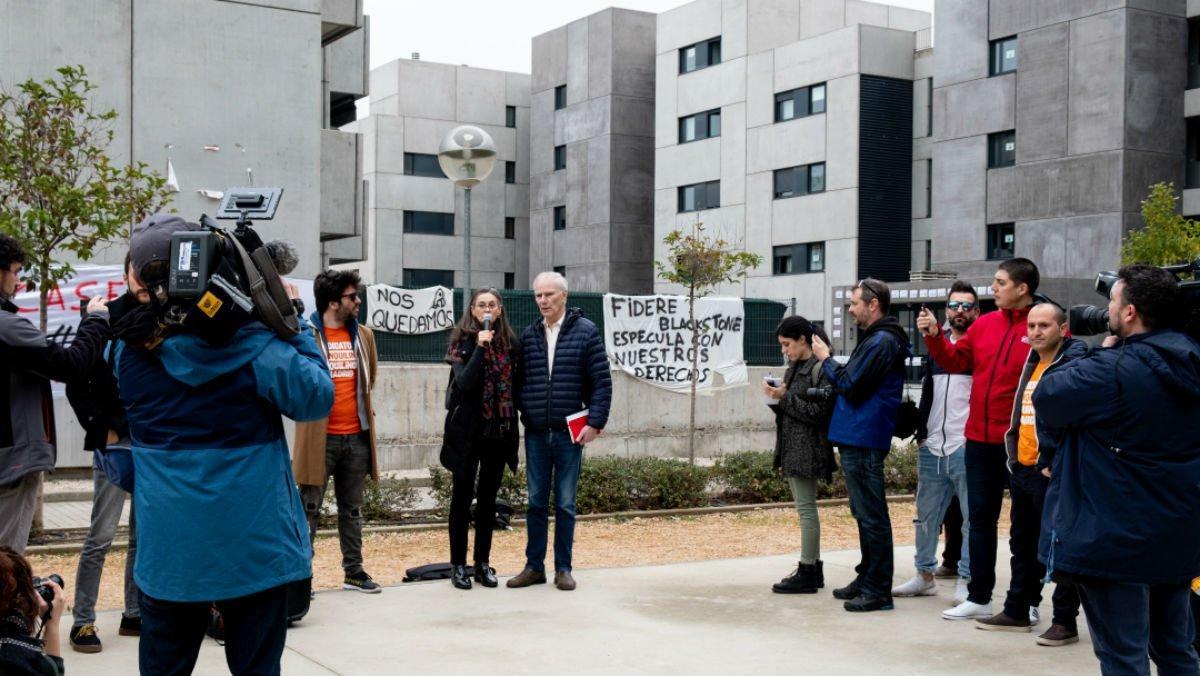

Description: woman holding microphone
[441,288,522,590]
[763,316,836,595]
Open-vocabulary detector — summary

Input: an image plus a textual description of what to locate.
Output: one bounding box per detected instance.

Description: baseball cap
[129,214,199,283]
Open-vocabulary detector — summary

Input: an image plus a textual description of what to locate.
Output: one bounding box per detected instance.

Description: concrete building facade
[346,59,530,290]
[0,0,369,279]
[653,0,931,327]
[529,8,658,293]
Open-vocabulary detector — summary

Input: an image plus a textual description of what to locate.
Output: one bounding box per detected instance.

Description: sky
[362,0,936,74]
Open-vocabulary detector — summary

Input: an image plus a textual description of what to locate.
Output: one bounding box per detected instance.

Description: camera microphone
[483,312,493,331]
[263,239,299,276]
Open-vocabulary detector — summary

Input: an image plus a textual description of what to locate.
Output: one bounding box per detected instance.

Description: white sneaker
[1029,608,1040,626]
[943,600,994,621]
[892,574,937,597]
[954,578,970,605]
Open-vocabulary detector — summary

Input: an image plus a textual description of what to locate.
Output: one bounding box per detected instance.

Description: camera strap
[224,232,300,339]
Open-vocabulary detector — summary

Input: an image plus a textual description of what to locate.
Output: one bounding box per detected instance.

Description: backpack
[403,563,474,582]
[893,398,921,441]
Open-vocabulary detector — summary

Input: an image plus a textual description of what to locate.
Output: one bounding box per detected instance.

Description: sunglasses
[856,279,883,301]
[946,301,976,311]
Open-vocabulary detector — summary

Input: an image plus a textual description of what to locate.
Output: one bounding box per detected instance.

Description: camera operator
[0,546,66,675]
[1034,264,1200,675]
[115,215,334,674]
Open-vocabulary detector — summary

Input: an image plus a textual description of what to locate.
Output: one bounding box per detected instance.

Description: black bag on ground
[403,563,475,583]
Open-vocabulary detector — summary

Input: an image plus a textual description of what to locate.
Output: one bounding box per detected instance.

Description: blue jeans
[839,446,894,597]
[523,430,583,573]
[1078,579,1198,676]
[913,446,970,577]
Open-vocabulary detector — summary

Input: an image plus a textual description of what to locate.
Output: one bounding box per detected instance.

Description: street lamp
[437,125,497,313]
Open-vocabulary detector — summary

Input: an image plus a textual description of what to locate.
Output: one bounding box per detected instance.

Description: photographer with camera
[1034,264,1200,675]
[115,214,333,675]
[0,546,66,675]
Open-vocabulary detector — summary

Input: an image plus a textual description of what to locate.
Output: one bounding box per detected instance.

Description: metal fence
[363,289,788,366]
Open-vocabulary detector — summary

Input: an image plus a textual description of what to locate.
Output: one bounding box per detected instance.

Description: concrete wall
[353,60,531,289]
[0,0,365,279]
[529,9,658,293]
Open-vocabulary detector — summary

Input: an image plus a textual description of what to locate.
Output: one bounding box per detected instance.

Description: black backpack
[893,398,920,441]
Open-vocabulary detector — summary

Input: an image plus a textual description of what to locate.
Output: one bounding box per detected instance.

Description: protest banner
[365,283,456,334]
[603,293,747,392]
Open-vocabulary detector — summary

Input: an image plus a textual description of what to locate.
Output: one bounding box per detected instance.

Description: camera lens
[1069,304,1110,336]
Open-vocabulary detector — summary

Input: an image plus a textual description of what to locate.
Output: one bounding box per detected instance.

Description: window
[553,265,566,278]
[402,210,454,236]
[402,268,455,288]
[772,242,825,275]
[506,105,517,128]
[553,205,566,230]
[554,85,567,110]
[926,78,933,136]
[774,83,826,123]
[925,160,932,218]
[554,145,566,170]
[677,181,720,212]
[504,272,515,290]
[988,130,1016,168]
[987,223,1015,260]
[773,163,826,199]
[505,161,516,184]
[403,152,443,178]
[1188,118,1200,189]
[679,37,721,74]
[678,108,721,143]
[505,217,515,240]
[989,36,1017,76]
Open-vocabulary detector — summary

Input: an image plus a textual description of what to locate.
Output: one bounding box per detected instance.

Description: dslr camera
[1069,258,1200,339]
[32,573,63,621]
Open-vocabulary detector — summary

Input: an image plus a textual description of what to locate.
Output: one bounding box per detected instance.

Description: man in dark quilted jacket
[507,271,612,592]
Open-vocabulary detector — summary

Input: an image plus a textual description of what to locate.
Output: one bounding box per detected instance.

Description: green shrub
[576,456,638,514]
[631,457,709,510]
[884,441,919,495]
[711,451,791,503]
[319,477,419,526]
[428,464,529,517]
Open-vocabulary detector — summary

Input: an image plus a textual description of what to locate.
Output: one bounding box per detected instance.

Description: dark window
[774,83,827,123]
[987,223,1015,260]
[677,181,720,212]
[505,161,516,184]
[988,130,1016,168]
[553,265,566,278]
[679,37,721,74]
[553,205,566,230]
[925,159,932,218]
[773,163,826,199]
[403,210,454,236]
[678,108,721,143]
[402,268,455,287]
[1188,118,1200,189]
[989,36,1017,76]
[1190,18,1200,89]
[772,242,825,275]
[505,217,516,240]
[926,78,933,136]
[554,145,566,170]
[504,272,515,290]
[554,85,567,110]
[506,105,517,128]
[403,152,443,178]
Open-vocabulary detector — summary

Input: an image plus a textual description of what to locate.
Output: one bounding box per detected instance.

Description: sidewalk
[63,546,1097,675]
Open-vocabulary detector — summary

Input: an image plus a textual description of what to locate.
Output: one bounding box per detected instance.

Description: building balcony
[321,0,362,45]
[321,129,364,259]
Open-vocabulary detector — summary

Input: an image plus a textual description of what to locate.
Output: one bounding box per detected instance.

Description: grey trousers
[299,433,370,576]
[73,466,139,627]
[0,473,39,553]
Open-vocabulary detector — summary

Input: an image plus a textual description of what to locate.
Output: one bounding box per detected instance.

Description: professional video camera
[146,187,301,346]
[1069,257,1200,339]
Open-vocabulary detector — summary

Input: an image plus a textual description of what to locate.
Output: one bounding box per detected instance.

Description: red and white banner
[11,265,128,347]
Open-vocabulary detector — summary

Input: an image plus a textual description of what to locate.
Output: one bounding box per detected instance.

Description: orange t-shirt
[324,325,361,435]
[1016,360,1050,466]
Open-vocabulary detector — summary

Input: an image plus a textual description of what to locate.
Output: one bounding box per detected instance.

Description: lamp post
[437,125,497,313]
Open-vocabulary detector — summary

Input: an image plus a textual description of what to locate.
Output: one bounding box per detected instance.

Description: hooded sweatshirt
[822,316,911,450]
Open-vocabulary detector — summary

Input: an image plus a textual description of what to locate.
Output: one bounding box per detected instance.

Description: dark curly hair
[1118,264,1179,331]
[0,234,26,271]
[0,546,38,628]
[314,269,362,314]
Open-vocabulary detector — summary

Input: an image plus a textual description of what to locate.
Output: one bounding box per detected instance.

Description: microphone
[263,239,299,276]
[482,312,493,331]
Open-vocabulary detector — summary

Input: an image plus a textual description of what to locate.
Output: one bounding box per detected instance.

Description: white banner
[603,294,747,393]
[365,284,456,334]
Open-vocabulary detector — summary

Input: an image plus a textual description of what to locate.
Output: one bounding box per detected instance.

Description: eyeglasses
[473,301,499,309]
[946,301,976,311]
[341,292,360,301]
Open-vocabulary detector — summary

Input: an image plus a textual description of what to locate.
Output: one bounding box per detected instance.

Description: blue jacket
[115,319,334,602]
[1034,330,1200,585]
[822,317,911,450]
[518,308,612,433]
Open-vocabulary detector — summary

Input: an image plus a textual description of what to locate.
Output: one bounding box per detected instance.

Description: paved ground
[63,546,1097,675]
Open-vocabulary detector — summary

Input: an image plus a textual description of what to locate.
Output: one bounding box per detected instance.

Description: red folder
[566,409,590,444]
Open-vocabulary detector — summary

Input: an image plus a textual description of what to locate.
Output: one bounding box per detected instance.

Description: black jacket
[441,338,521,473]
[517,308,612,433]
[65,295,136,453]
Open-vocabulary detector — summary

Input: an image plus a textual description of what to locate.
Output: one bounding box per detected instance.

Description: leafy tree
[656,223,762,464]
[1122,182,1200,271]
[0,65,173,332]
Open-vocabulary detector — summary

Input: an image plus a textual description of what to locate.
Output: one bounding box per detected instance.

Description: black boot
[832,579,862,600]
[451,565,472,590]
[813,560,825,588]
[772,561,818,594]
[474,562,498,588]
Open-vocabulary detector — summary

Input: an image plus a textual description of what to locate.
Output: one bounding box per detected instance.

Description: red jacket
[924,306,1032,445]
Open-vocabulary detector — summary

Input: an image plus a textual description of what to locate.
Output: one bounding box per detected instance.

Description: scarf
[448,339,515,422]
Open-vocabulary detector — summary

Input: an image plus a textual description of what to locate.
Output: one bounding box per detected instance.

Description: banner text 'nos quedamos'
[365,284,456,335]
[603,294,747,393]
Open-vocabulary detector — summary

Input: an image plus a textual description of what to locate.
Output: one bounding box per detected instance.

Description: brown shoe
[554,570,576,591]
[1036,623,1080,646]
[975,611,1032,632]
[505,568,547,588]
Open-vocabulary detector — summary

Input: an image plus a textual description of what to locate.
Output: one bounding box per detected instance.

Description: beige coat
[292,321,379,486]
